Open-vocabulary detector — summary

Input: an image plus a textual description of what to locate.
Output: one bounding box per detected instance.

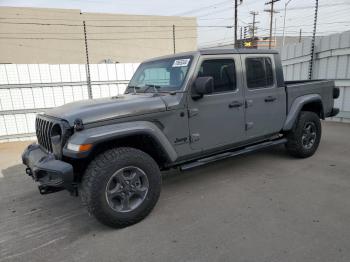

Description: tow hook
[26,168,32,177]
[38,185,63,195]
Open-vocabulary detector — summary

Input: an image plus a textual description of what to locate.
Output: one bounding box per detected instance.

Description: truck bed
[285,80,335,117]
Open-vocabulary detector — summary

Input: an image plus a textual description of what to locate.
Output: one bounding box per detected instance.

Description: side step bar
[180,138,287,171]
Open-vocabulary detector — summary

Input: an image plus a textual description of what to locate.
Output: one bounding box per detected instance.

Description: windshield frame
[126,55,194,94]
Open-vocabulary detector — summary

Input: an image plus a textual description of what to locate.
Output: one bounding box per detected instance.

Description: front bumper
[22,143,76,195]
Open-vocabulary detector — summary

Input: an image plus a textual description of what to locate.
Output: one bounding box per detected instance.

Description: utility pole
[83,21,92,99]
[308,0,319,80]
[299,28,302,43]
[234,0,243,48]
[172,24,176,54]
[249,11,259,39]
[265,0,280,49]
[282,0,293,47]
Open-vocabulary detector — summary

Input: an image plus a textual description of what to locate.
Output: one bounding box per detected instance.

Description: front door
[188,55,246,151]
[242,54,286,139]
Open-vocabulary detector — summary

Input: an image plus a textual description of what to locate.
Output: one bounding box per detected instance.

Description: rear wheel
[285,111,321,158]
[81,147,161,228]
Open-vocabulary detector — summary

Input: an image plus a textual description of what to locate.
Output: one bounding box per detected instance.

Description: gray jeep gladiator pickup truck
[22,49,339,227]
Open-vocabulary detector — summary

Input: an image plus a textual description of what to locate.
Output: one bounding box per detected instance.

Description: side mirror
[192,76,214,99]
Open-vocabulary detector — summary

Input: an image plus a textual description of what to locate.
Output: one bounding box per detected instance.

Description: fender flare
[63,121,177,162]
[283,94,322,131]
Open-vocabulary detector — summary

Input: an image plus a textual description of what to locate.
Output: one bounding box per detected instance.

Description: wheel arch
[283,94,323,131]
[63,121,177,168]
[90,133,172,168]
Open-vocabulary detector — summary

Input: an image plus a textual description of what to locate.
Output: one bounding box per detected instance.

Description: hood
[44,93,167,126]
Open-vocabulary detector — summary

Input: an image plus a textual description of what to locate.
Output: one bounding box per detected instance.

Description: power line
[239,17,349,28]
[275,2,350,12]
[0,21,82,26]
[197,6,350,24]
[1,5,348,49]
[278,21,350,28]
[222,2,349,37]
[0,36,198,41]
[0,21,233,28]
[238,18,344,34]
[198,25,344,48]
[196,0,257,19]
[198,17,234,20]
[284,7,350,25]
[0,36,173,52]
[195,1,255,19]
[0,16,195,22]
[174,0,232,16]
[196,6,233,18]
[200,39,235,48]
[0,28,198,35]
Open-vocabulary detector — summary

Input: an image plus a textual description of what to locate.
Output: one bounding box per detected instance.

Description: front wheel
[81,147,161,228]
[285,111,322,158]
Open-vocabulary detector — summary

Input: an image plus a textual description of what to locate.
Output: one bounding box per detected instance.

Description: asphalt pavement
[0,121,350,262]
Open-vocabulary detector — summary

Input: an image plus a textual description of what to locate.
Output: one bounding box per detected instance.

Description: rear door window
[246,57,274,89]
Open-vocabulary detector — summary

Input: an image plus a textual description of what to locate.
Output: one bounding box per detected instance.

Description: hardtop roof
[199,48,279,55]
[142,48,279,63]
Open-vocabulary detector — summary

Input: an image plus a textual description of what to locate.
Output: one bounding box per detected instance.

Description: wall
[280,31,350,122]
[0,63,139,142]
[0,7,197,64]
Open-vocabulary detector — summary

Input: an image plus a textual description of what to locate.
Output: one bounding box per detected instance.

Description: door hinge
[190,133,200,143]
[245,122,254,130]
[188,108,199,118]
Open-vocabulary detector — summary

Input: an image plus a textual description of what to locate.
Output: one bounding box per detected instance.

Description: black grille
[35,116,54,153]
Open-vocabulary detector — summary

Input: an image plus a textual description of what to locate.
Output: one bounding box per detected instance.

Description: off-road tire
[285,111,321,158]
[80,147,161,228]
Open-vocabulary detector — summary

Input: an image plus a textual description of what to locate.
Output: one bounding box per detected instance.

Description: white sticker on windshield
[172,59,190,67]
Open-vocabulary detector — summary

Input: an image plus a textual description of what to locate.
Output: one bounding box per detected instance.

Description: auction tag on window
[172,59,190,67]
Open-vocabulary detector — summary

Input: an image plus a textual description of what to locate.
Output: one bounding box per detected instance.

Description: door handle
[264,96,277,102]
[229,101,243,108]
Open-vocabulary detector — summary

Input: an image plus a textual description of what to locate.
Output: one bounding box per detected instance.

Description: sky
[0,0,349,47]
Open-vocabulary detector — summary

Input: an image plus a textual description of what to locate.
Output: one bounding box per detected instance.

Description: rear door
[242,54,286,139]
[188,55,246,151]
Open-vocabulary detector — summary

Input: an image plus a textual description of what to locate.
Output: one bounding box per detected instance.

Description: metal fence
[280,30,350,122]
[1,32,350,142]
[0,63,139,142]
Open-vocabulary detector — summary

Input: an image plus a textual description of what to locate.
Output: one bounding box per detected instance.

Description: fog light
[67,143,92,152]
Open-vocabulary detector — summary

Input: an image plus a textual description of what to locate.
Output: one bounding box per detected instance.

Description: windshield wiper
[143,84,161,93]
[125,85,142,94]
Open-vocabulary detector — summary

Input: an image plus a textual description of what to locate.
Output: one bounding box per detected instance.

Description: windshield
[126,56,193,93]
